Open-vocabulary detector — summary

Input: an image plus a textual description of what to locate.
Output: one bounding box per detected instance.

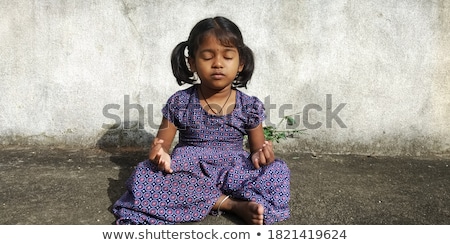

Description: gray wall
[1,0,449,156]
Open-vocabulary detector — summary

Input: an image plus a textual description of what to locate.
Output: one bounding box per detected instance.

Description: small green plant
[263,113,306,143]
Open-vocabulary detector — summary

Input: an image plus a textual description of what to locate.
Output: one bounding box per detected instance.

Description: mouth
[211,73,226,79]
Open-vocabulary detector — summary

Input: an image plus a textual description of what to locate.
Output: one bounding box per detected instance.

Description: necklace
[199,86,232,115]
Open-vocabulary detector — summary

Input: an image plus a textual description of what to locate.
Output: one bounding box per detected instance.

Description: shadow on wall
[96,121,154,217]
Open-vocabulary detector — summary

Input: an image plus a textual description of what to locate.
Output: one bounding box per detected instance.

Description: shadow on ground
[96,124,154,221]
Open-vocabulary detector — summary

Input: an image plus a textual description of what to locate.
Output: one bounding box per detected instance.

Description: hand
[251,141,275,169]
[149,138,173,173]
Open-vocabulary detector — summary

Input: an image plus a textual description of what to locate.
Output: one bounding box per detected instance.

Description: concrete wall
[1,0,449,156]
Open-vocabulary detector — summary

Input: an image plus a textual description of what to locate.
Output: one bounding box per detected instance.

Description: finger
[150,138,164,152]
[262,143,274,163]
[258,149,267,166]
[149,143,162,160]
[164,164,173,174]
[157,157,167,171]
[252,156,260,169]
[152,137,164,145]
[269,144,275,163]
[155,153,163,167]
[157,158,172,174]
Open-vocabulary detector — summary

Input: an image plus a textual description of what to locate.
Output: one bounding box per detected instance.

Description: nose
[212,57,223,68]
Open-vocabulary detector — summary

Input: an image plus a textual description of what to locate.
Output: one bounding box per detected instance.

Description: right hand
[149,138,173,173]
[251,141,275,169]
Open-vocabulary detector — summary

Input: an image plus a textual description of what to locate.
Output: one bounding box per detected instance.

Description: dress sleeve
[244,96,266,130]
[161,86,195,129]
[161,92,181,125]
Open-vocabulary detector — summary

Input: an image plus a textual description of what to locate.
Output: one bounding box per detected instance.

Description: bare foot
[231,200,264,225]
[214,195,264,225]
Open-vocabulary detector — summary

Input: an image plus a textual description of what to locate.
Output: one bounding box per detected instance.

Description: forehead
[198,35,238,52]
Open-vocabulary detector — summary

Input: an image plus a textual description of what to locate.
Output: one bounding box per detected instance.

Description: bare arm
[247,124,275,169]
[149,117,177,173]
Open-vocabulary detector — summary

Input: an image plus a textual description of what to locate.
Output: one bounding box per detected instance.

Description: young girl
[112,16,290,225]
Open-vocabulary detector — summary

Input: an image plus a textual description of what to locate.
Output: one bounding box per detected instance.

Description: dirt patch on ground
[0,146,448,225]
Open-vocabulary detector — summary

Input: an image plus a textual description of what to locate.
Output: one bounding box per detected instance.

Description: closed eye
[223,50,236,60]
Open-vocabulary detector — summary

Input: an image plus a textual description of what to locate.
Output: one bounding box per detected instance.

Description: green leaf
[286,116,296,126]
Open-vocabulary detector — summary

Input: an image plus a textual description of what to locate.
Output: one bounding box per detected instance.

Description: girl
[112,16,290,225]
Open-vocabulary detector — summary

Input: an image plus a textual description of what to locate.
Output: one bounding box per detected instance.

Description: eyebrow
[199,48,237,53]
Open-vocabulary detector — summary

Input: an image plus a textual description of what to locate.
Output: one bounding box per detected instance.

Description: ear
[238,63,244,73]
[188,57,196,72]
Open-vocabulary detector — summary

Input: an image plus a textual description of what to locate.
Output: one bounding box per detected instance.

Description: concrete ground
[0,145,449,225]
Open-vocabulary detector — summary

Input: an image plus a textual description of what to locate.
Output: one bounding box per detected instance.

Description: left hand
[251,141,275,169]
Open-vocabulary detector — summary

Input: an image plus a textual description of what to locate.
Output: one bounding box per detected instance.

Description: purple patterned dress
[112,85,290,224]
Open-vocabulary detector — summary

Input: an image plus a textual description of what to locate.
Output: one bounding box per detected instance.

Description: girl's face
[189,34,244,90]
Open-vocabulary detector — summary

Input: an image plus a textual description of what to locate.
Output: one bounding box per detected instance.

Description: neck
[198,85,235,115]
[198,84,233,99]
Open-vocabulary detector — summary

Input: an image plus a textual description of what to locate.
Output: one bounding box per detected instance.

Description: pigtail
[171,41,194,86]
[234,45,255,88]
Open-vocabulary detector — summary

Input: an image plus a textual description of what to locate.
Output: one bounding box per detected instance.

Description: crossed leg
[213,194,264,225]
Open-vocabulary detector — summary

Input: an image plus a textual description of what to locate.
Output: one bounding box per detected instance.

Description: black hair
[171,16,255,88]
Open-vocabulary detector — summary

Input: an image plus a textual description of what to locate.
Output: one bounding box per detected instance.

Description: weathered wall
[1,0,449,156]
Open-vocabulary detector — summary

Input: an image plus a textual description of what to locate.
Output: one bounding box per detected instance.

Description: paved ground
[0,145,449,225]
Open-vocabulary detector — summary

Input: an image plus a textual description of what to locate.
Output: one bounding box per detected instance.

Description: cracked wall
[0,0,449,156]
